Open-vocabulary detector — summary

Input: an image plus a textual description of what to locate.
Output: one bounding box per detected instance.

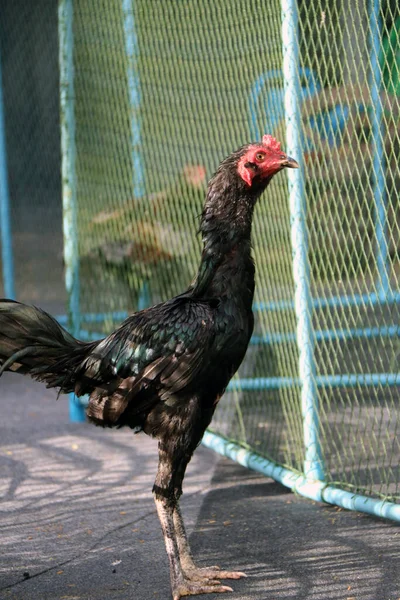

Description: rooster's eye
[255,152,265,161]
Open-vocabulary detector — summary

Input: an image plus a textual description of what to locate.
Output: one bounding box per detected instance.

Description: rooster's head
[202,135,299,241]
[237,134,298,188]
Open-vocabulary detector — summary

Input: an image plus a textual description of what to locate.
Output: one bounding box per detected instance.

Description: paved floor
[1,373,400,600]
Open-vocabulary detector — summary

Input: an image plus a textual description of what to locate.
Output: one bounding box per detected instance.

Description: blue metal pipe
[59,0,85,422]
[122,0,145,200]
[0,45,15,299]
[369,0,389,299]
[226,373,399,391]
[122,0,150,310]
[250,324,400,346]
[282,0,323,481]
[138,279,151,310]
[254,290,400,313]
[202,430,400,521]
[59,0,80,338]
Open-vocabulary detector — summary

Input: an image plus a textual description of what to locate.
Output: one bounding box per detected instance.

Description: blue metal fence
[0,43,15,301]
[1,0,399,520]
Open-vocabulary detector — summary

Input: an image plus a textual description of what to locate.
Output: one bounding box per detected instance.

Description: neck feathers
[190,161,261,298]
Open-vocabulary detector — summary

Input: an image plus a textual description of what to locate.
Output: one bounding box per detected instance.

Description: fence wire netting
[1,0,400,506]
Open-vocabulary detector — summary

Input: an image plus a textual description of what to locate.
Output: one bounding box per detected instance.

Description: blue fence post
[281,0,323,481]
[122,0,149,310]
[0,45,15,300]
[369,0,389,300]
[122,0,144,200]
[59,0,85,422]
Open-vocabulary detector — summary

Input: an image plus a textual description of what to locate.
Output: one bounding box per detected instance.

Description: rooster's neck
[191,176,259,303]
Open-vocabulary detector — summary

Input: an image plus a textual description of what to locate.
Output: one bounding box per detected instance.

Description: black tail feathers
[0,299,95,394]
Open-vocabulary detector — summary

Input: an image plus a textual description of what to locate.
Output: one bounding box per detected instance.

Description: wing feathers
[85,298,215,426]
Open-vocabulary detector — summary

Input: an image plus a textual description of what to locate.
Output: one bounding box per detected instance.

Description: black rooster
[0,135,297,599]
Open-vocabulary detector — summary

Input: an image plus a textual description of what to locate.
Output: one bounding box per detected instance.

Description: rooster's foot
[173,578,233,599]
[185,565,246,582]
[172,566,246,598]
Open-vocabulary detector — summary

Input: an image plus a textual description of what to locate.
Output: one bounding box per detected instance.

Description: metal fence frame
[0,41,15,301]
[1,0,399,520]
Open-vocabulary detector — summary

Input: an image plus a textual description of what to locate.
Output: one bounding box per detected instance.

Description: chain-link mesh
[63,0,399,504]
[296,0,400,500]
[1,1,399,507]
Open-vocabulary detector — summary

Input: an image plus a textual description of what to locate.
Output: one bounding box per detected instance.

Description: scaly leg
[173,503,246,583]
[155,497,233,599]
[154,438,237,599]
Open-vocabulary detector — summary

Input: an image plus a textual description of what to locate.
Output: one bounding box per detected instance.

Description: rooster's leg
[154,440,235,599]
[155,498,235,599]
[173,503,246,583]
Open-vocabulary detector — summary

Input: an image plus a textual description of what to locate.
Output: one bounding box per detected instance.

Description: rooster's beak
[282,155,299,169]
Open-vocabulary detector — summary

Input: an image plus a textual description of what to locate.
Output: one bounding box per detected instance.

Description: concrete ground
[1,373,400,600]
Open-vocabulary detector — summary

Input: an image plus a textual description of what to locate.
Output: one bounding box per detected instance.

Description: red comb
[262,134,281,152]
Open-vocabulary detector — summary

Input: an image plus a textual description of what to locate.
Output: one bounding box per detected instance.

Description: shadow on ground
[0,375,399,600]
